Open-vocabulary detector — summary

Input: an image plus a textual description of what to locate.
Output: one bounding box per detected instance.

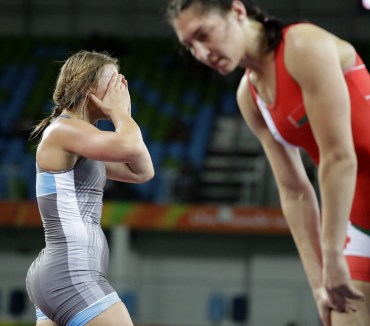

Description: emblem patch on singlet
[287,104,308,128]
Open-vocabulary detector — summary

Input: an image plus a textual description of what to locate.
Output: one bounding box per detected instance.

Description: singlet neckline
[56,114,72,119]
[246,26,290,111]
[247,71,276,110]
[50,114,72,125]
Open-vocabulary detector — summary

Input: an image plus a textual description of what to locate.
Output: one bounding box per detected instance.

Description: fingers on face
[122,76,128,87]
[107,73,128,93]
[107,72,118,91]
[117,74,124,88]
[120,75,128,90]
[116,74,129,91]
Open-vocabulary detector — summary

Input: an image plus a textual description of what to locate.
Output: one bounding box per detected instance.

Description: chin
[218,68,233,76]
[216,65,235,76]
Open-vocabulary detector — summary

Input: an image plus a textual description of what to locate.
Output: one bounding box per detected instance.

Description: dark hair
[166,0,287,53]
[30,50,118,139]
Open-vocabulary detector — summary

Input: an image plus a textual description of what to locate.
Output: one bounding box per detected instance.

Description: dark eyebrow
[181,27,202,47]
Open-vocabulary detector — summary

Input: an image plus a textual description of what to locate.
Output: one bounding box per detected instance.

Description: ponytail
[29,104,63,140]
[242,1,286,52]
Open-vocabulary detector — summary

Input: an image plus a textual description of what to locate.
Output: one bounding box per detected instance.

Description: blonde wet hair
[31,50,118,139]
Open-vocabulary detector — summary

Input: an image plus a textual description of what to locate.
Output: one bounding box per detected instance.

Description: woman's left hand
[324,252,364,312]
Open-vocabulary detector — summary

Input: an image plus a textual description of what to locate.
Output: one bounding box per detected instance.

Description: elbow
[279,183,313,204]
[118,140,146,163]
[278,174,315,204]
[320,150,357,176]
[134,169,155,184]
[140,168,155,183]
[344,154,357,174]
[329,149,357,166]
[142,164,155,182]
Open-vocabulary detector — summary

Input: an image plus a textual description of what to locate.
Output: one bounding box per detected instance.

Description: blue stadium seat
[144,89,161,106]
[8,289,26,317]
[119,291,137,318]
[148,141,163,168]
[4,138,25,164]
[231,295,249,323]
[0,64,19,88]
[188,105,214,169]
[166,141,185,161]
[220,91,238,115]
[182,90,199,106]
[161,103,176,115]
[207,293,226,323]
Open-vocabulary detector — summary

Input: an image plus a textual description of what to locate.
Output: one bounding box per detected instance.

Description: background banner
[0,201,288,234]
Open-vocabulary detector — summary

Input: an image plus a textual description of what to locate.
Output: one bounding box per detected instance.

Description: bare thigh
[86,301,134,326]
[332,280,370,326]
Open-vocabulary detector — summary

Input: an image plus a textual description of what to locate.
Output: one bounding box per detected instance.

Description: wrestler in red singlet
[247,24,370,282]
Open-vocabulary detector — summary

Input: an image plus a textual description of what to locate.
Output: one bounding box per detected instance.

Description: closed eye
[196,31,209,42]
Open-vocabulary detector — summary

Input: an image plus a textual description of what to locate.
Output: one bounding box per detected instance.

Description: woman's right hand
[314,287,334,326]
[89,73,131,118]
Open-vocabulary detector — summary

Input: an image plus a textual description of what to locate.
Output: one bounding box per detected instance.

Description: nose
[191,41,210,63]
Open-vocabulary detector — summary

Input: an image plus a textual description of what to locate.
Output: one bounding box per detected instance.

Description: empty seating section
[0,36,238,202]
[3,37,367,202]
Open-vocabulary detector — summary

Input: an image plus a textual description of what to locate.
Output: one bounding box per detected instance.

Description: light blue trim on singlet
[36,172,57,197]
[67,292,121,326]
[35,292,121,325]
[35,306,49,320]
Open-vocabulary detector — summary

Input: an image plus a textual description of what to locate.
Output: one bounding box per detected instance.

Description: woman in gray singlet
[26,51,154,326]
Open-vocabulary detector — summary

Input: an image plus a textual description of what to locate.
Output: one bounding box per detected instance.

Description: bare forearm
[125,144,154,181]
[280,185,324,293]
[114,113,154,181]
[319,156,356,257]
[110,111,152,165]
[105,142,154,183]
[111,111,142,142]
[107,112,154,181]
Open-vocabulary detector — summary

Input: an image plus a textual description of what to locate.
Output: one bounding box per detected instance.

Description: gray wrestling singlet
[26,157,115,326]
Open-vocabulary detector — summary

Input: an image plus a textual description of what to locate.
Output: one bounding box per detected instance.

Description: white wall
[109,227,319,326]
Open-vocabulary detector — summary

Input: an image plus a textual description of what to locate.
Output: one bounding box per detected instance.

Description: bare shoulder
[46,117,95,137]
[285,24,335,49]
[237,75,268,138]
[43,117,98,146]
[237,74,257,120]
[236,74,251,107]
[37,118,97,171]
[284,24,356,75]
[284,24,338,63]
[283,24,351,87]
